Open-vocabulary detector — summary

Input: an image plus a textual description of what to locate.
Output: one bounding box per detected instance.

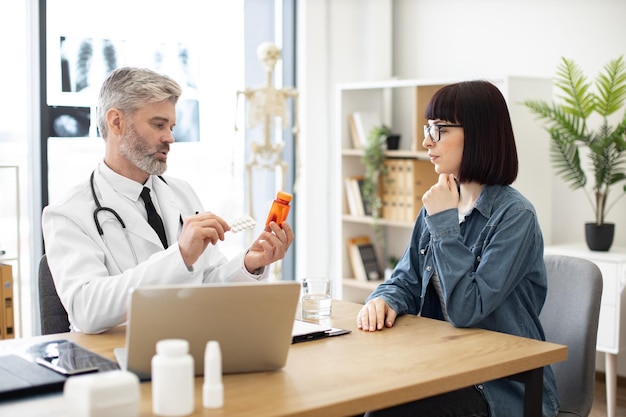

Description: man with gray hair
[43,67,294,334]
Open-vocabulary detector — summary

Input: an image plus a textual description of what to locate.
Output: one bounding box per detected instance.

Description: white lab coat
[42,164,266,334]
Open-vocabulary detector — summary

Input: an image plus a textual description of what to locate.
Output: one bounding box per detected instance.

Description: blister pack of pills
[228,216,257,233]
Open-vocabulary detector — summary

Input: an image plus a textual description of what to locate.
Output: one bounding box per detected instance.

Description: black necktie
[140,187,168,248]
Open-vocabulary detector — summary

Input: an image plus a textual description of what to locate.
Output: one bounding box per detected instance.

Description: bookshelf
[334,77,553,303]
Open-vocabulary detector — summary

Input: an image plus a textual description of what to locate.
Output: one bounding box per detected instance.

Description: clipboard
[291,320,351,344]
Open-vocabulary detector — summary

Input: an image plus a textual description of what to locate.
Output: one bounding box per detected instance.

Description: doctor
[42,67,294,334]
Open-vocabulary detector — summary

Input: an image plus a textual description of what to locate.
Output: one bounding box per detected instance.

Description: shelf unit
[335,79,450,303]
[333,77,553,303]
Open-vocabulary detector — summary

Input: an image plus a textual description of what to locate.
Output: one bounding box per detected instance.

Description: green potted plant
[524,56,626,251]
[361,124,392,220]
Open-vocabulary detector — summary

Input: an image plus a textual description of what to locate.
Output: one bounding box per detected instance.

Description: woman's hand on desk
[357,298,398,332]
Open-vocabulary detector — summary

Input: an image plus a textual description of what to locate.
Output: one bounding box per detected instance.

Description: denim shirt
[367,185,559,417]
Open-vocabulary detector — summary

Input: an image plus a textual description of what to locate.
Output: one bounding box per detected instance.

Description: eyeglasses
[423,124,463,143]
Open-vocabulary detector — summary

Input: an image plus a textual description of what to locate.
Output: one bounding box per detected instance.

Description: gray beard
[119,125,168,176]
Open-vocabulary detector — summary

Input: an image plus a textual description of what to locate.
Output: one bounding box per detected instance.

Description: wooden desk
[0,301,566,417]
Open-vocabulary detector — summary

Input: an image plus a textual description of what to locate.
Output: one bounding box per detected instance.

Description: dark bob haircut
[425,80,518,185]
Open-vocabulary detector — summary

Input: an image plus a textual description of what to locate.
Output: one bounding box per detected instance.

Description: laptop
[115,281,301,380]
[0,354,66,399]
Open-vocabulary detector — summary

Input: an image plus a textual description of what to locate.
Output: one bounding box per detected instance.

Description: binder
[381,160,396,220]
[406,160,439,221]
[382,159,438,221]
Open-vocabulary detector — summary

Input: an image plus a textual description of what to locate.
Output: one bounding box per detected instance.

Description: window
[44,1,248,259]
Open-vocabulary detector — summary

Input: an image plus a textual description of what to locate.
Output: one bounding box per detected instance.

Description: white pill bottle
[152,339,194,416]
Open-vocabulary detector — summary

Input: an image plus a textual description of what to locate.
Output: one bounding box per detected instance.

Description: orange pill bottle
[265,191,293,226]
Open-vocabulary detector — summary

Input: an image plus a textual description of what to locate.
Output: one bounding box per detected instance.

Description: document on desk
[291,320,351,344]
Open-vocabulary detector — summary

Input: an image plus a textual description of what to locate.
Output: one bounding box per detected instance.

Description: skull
[257,42,281,72]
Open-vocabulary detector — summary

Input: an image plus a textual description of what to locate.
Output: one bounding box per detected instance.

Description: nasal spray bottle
[265,191,293,227]
[203,341,224,409]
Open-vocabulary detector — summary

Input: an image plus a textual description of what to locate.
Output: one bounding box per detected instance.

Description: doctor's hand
[243,221,294,274]
[178,212,231,268]
[357,297,398,332]
[422,173,459,215]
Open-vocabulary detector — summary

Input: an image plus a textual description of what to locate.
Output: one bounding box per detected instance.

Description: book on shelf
[344,177,362,216]
[348,236,381,282]
[344,176,373,216]
[348,111,381,149]
[348,236,369,281]
[344,177,359,216]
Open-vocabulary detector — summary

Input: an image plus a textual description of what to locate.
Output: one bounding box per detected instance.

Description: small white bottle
[203,341,224,408]
[151,339,194,416]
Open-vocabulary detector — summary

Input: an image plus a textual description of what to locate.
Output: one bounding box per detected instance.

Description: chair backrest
[541,255,603,417]
[38,254,70,334]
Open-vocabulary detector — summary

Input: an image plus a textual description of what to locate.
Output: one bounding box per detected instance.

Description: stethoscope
[89,171,183,272]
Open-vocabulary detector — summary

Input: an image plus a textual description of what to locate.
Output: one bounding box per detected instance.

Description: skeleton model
[235,42,299,219]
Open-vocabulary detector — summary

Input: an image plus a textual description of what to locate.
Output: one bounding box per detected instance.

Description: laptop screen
[122,281,301,380]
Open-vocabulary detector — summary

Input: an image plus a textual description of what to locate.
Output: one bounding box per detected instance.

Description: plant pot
[384,268,393,281]
[585,222,615,252]
[385,134,401,150]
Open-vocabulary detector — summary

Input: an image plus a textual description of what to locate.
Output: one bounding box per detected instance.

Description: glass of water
[301,277,332,320]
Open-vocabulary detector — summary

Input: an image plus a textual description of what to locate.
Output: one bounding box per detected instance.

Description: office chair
[38,254,70,334]
[541,255,603,417]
